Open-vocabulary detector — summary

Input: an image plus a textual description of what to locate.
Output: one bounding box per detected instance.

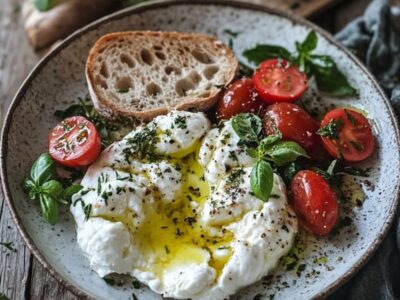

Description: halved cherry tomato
[215,78,264,120]
[319,108,374,162]
[291,170,339,236]
[253,59,308,103]
[263,103,329,161]
[48,116,101,167]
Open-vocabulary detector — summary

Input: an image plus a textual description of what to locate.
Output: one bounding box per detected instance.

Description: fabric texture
[329,0,400,299]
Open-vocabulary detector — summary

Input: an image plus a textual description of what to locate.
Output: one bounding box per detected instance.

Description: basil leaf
[54,104,86,119]
[32,0,56,12]
[30,153,56,185]
[259,132,282,150]
[250,160,274,202]
[243,45,292,65]
[41,180,63,198]
[22,178,36,192]
[310,55,357,96]
[246,147,259,158]
[62,184,83,203]
[39,194,58,225]
[231,113,262,143]
[265,141,309,166]
[22,178,40,200]
[297,31,318,54]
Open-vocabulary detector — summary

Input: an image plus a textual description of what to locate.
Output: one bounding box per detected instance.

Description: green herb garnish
[231,113,262,143]
[317,119,343,139]
[231,114,308,202]
[22,153,59,224]
[250,160,274,202]
[243,31,357,96]
[226,168,246,185]
[84,204,92,221]
[132,280,141,289]
[22,153,83,224]
[174,115,187,129]
[0,241,17,252]
[54,97,132,148]
[123,125,159,162]
[223,29,240,38]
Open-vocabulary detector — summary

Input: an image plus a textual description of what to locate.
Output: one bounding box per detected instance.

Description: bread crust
[86,31,238,121]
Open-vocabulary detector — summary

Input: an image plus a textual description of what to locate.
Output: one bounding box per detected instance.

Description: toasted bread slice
[86,31,238,121]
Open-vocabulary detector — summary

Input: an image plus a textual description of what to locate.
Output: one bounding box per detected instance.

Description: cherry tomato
[319,108,374,162]
[291,170,339,236]
[263,103,329,161]
[215,78,264,120]
[253,59,308,103]
[48,116,101,167]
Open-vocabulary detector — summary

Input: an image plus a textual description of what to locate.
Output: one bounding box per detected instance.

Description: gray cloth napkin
[329,0,400,299]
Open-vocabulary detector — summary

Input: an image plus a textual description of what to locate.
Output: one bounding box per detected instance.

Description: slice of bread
[86,31,238,121]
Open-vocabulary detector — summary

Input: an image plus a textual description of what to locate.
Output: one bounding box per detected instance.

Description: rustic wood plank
[0,188,32,300]
[0,0,40,299]
[29,259,77,300]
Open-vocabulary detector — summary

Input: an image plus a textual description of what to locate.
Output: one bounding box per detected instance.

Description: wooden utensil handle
[23,0,117,50]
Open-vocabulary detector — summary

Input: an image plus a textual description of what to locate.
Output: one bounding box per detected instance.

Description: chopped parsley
[97,177,101,195]
[0,241,17,252]
[296,263,306,276]
[174,116,187,129]
[103,278,115,285]
[317,119,343,139]
[345,109,357,126]
[84,203,92,221]
[223,29,240,38]
[124,125,159,161]
[132,280,141,289]
[228,150,238,162]
[226,168,245,185]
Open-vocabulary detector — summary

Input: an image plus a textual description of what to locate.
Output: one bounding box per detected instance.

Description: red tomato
[291,170,339,236]
[263,103,329,161]
[215,78,264,120]
[253,59,308,103]
[48,116,101,167]
[319,108,375,162]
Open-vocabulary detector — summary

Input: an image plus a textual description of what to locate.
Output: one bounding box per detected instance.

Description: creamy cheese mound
[198,120,257,185]
[70,111,297,300]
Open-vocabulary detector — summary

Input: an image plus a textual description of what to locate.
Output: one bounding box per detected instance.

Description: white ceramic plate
[2,1,400,299]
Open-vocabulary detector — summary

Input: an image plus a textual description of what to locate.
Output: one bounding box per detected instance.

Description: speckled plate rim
[1,1,399,299]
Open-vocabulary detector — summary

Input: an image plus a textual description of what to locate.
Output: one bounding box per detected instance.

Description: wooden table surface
[0,0,371,299]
